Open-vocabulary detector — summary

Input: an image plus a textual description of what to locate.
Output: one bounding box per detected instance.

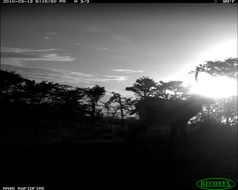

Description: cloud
[75,42,81,46]
[45,32,59,35]
[111,35,135,46]
[1,47,75,65]
[44,36,52,40]
[112,69,144,73]
[1,64,127,87]
[1,47,62,53]
[43,32,59,40]
[92,46,110,51]
[60,71,127,83]
[94,75,127,82]
[91,45,118,51]
[34,54,74,62]
[84,25,134,49]
[1,58,23,67]
[86,24,108,33]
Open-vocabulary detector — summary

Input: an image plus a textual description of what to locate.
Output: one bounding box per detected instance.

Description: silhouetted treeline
[1,70,87,135]
[0,70,133,142]
[0,58,237,142]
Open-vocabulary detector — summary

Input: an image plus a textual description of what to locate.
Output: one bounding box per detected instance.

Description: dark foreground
[1,126,237,189]
[1,142,237,189]
[1,143,193,189]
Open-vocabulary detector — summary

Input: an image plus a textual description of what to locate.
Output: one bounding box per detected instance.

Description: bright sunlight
[189,73,237,99]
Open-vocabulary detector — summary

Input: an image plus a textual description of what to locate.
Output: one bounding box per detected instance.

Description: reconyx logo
[196,178,236,190]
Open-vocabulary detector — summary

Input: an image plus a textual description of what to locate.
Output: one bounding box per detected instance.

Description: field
[1,122,237,189]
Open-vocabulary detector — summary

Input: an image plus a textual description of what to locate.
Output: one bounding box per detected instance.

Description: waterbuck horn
[195,67,199,82]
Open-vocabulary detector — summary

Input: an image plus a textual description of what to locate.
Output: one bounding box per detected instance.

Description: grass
[0,122,237,189]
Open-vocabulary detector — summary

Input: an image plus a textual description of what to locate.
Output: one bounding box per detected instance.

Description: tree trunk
[91,103,95,127]
[120,107,124,129]
[225,116,229,126]
[224,103,230,126]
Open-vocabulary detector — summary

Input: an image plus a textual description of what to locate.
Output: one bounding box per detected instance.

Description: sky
[1,4,237,96]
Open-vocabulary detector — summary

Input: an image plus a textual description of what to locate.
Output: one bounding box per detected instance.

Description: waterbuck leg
[179,126,191,152]
[168,126,178,152]
[128,126,140,149]
[128,123,149,151]
[136,124,150,151]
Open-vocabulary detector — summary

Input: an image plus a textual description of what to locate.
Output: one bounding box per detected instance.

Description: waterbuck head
[195,66,200,82]
[192,68,215,105]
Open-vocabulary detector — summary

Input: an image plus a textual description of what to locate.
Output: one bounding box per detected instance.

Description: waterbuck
[128,69,215,151]
[131,95,214,151]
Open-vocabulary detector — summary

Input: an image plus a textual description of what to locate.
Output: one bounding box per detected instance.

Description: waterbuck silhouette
[130,95,214,151]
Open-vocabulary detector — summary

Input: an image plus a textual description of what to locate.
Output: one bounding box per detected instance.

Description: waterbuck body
[131,95,214,151]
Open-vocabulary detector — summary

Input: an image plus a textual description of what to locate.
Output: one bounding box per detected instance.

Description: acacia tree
[0,70,29,102]
[53,85,87,124]
[192,57,238,125]
[125,76,158,99]
[0,70,31,130]
[84,85,106,127]
[103,101,119,127]
[23,80,61,105]
[194,57,237,80]
[107,92,133,128]
[125,76,191,118]
[157,81,189,100]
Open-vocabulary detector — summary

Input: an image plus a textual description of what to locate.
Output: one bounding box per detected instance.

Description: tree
[102,101,119,127]
[191,57,238,125]
[107,92,133,128]
[23,80,60,105]
[54,86,86,124]
[194,57,237,80]
[0,70,25,92]
[157,81,189,100]
[125,76,158,99]
[0,70,33,130]
[84,85,106,127]
[0,70,30,102]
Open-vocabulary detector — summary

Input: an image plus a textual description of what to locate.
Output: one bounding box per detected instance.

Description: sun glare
[202,40,237,62]
[189,73,237,99]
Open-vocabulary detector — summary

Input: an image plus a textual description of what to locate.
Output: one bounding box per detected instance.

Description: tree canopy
[125,76,158,99]
[193,57,238,80]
